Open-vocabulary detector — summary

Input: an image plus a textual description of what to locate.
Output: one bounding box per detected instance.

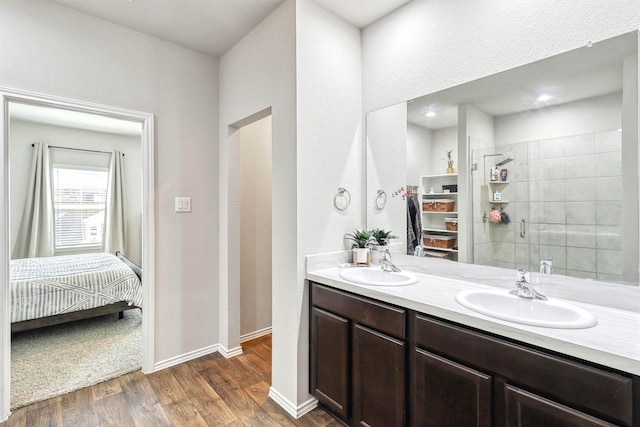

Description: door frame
[0,86,156,420]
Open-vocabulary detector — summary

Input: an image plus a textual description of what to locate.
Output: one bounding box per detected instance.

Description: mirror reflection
[366,31,639,285]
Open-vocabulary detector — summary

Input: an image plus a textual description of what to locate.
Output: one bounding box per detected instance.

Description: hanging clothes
[406,194,422,255]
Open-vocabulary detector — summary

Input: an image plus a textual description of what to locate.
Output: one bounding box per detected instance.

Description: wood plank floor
[1,335,342,427]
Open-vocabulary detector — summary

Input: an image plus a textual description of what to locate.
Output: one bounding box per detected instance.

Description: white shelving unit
[421,173,459,260]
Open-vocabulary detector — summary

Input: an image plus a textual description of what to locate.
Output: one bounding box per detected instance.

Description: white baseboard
[240,326,272,343]
[153,344,219,371]
[151,339,246,371]
[268,387,318,419]
[219,344,243,358]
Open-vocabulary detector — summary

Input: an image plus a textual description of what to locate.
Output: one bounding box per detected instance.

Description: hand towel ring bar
[334,187,351,211]
[375,190,387,210]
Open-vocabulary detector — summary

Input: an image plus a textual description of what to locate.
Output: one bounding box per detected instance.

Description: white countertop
[306,251,640,376]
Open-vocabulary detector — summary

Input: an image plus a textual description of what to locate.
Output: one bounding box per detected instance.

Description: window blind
[52,166,108,250]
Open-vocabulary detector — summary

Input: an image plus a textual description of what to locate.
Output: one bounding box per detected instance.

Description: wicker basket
[422,199,455,212]
[444,217,458,231]
[424,250,453,259]
[423,234,456,249]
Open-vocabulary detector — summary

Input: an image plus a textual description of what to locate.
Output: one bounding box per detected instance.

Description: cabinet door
[504,385,617,427]
[413,347,491,427]
[310,306,350,421]
[353,324,406,427]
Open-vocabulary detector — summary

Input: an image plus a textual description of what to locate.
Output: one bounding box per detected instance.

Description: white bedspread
[10,252,143,323]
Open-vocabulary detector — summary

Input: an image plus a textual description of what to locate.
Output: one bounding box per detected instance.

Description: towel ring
[334,187,351,211]
[375,190,387,210]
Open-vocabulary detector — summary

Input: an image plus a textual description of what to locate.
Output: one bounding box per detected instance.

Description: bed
[10,252,142,333]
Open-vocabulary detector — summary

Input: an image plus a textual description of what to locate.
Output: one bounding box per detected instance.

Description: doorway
[0,88,155,419]
[239,115,273,343]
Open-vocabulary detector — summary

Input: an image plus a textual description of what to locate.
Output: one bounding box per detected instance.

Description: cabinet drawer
[311,282,405,339]
[414,314,633,426]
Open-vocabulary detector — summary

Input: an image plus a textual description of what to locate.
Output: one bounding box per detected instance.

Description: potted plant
[445,149,455,174]
[371,228,397,264]
[345,229,376,265]
[372,228,397,247]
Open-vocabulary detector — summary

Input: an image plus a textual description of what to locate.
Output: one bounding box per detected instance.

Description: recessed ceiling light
[424,111,436,118]
[536,94,553,102]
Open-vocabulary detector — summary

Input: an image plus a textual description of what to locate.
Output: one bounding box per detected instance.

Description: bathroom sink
[455,289,597,329]
[339,267,418,286]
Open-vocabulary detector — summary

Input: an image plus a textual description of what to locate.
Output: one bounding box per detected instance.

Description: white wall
[220,0,362,413]
[218,0,299,410]
[407,123,431,185]
[362,0,639,113]
[240,116,272,337]
[297,0,362,403]
[0,0,219,367]
[9,120,143,264]
[430,126,458,175]
[297,0,363,254]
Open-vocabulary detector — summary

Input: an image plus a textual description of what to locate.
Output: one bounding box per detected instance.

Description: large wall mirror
[367,31,639,286]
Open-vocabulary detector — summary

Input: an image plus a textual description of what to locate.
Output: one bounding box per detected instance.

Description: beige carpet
[11,309,142,409]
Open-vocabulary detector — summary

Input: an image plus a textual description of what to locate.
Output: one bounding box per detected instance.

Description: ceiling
[51,0,411,57]
[407,32,637,130]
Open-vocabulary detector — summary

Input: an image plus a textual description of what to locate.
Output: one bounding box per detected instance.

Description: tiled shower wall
[472,130,623,282]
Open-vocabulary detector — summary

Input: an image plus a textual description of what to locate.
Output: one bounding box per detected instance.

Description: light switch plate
[175,197,191,212]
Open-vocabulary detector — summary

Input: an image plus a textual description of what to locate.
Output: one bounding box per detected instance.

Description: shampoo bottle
[491,166,499,181]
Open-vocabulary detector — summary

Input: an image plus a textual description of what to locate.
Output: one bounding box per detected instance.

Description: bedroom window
[52,165,109,251]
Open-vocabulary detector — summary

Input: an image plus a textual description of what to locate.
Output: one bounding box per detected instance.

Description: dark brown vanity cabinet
[310,282,637,427]
[412,314,636,427]
[310,282,407,427]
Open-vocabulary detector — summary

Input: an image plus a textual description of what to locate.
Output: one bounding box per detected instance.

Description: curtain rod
[31,143,123,156]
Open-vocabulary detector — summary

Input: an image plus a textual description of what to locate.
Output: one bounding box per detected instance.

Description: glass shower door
[471,129,625,283]
[526,129,623,281]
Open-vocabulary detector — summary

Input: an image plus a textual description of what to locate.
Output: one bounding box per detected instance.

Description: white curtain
[13,142,54,259]
[103,151,126,254]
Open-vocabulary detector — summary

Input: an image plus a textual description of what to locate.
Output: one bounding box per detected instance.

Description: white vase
[352,247,371,266]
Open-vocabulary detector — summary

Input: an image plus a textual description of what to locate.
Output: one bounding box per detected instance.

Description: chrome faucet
[380,249,401,272]
[510,269,547,300]
[540,257,553,275]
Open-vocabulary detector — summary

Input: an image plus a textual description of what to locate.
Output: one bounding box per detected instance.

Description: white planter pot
[352,247,371,266]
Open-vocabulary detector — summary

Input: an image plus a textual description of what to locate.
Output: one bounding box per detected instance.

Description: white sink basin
[339,267,418,286]
[455,289,597,329]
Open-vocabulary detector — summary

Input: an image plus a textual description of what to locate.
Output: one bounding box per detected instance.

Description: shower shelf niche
[488,180,510,208]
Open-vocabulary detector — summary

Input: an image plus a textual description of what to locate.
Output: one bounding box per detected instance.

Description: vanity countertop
[306,252,640,376]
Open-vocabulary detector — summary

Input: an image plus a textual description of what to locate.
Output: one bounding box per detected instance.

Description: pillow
[115,251,142,282]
